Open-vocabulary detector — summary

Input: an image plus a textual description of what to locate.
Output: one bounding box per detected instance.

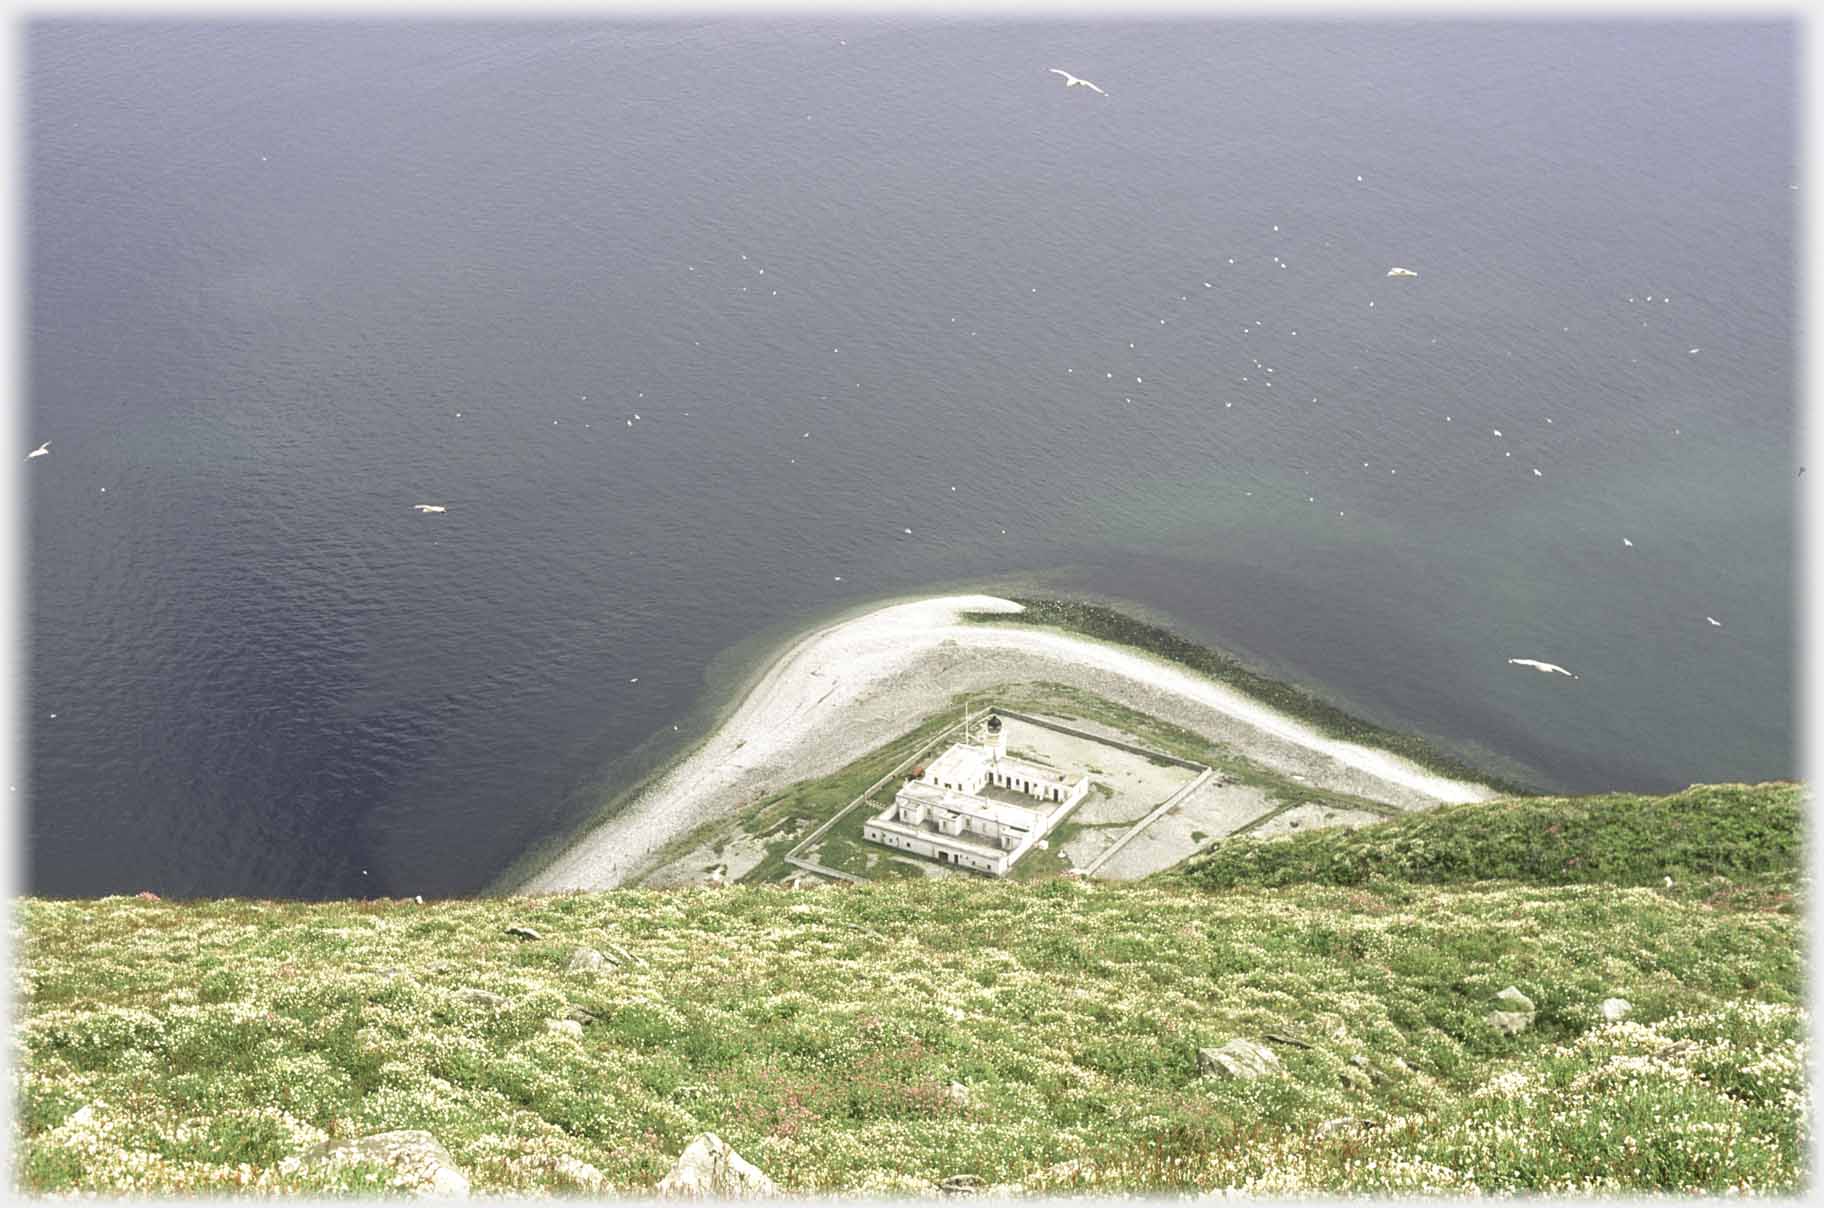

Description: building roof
[925,743,991,784]
[923,741,1087,790]
[892,780,1038,830]
[867,813,1014,859]
[994,754,1084,788]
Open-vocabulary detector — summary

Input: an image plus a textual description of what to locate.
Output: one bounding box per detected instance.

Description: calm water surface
[25,18,1798,898]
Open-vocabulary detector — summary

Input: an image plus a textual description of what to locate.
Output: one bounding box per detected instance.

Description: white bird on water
[1386,267,1419,278]
[413,504,446,513]
[1623,537,1634,547]
[26,441,49,459]
[1508,658,1579,679]
[1048,68,1107,95]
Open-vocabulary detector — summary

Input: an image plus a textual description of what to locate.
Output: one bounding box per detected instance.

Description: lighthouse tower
[983,713,1006,761]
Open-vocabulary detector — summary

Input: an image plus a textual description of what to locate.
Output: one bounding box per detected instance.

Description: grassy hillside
[12,784,1806,1197]
[1170,781,1805,903]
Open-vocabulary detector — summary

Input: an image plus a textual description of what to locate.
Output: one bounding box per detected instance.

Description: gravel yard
[1092,779,1280,880]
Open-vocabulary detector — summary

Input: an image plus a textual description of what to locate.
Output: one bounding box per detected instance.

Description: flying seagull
[26,441,49,460]
[412,504,447,514]
[1048,68,1107,95]
[1508,658,1579,679]
[1386,267,1419,278]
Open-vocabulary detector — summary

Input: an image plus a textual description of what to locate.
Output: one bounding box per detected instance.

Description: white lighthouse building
[862,711,1091,876]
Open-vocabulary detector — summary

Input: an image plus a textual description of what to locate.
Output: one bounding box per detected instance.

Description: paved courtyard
[1088,779,1281,880]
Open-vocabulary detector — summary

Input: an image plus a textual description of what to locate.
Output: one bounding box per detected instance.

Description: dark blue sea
[25,18,1799,899]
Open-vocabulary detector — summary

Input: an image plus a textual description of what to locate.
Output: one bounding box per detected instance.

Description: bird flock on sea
[26,53,1779,715]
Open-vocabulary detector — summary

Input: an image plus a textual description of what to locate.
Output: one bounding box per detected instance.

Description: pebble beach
[522,595,1498,892]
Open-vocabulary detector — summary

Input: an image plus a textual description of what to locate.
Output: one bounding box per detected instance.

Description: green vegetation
[963,598,1533,794]
[798,803,878,879]
[748,712,962,883]
[1171,782,1805,906]
[626,710,961,888]
[1003,840,1073,883]
[13,783,1806,1196]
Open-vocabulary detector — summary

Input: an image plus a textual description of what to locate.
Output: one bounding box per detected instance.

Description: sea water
[25,18,1796,897]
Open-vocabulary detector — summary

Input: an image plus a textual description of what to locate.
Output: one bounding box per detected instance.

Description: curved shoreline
[521,595,1500,893]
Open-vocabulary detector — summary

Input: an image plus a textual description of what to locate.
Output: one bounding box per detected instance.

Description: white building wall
[866,817,1012,875]
[866,748,1099,878]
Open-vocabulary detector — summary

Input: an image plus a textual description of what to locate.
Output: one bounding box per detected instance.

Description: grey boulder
[565,946,608,974]
[302,1130,470,1198]
[455,988,507,1011]
[1486,1011,1533,1036]
[656,1132,776,1198]
[1486,985,1537,1035]
[1198,1038,1282,1080]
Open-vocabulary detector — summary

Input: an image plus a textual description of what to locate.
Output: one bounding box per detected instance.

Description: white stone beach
[522,595,1499,892]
